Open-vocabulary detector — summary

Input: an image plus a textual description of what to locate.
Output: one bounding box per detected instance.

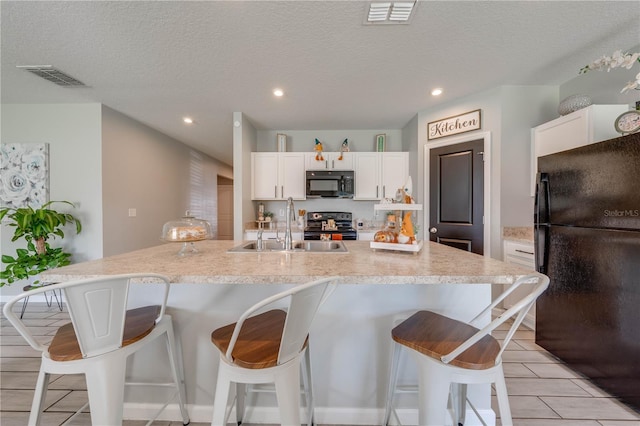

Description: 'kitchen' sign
[428,109,481,140]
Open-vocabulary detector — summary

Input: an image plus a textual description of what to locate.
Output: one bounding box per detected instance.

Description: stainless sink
[228,240,348,253]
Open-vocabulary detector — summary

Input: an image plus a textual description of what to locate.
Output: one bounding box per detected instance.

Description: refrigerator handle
[534,172,550,274]
[534,172,549,224]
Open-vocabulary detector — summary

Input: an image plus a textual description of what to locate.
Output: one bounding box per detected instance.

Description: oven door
[304,229,357,240]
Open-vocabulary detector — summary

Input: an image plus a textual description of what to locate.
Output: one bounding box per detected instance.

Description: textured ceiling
[2,1,640,166]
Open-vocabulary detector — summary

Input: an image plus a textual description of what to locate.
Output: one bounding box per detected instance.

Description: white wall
[256,129,403,153]
[560,43,640,108]
[102,106,232,256]
[417,88,502,258]
[499,86,558,227]
[1,103,103,297]
[415,86,558,259]
[1,103,232,297]
[233,112,258,240]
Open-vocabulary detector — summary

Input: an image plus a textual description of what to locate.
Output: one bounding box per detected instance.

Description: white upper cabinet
[380,152,409,200]
[354,152,409,200]
[530,104,628,196]
[251,152,306,200]
[354,152,381,200]
[305,152,354,170]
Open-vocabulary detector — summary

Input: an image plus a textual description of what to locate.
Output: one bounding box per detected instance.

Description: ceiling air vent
[365,1,416,24]
[16,65,87,87]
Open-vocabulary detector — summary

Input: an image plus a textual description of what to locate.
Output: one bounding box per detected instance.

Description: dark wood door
[429,139,484,254]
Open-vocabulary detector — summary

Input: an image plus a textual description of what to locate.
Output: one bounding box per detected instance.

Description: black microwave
[306,170,354,198]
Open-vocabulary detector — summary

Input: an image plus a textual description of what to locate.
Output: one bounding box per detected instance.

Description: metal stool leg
[51,288,64,311]
[44,290,54,307]
[20,296,30,319]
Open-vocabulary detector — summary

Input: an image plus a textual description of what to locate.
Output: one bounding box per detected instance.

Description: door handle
[430,227,438,234]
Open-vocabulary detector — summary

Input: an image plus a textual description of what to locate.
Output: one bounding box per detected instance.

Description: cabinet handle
[332,160,335,168]
[515,249,534,255]
[325,160,328,168]
[281,186,284,198]
[376,186,379,198]
[274,186,277,198]
[383,186,386,198]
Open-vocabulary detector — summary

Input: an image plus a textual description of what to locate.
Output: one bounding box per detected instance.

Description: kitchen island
[42,240,540,425]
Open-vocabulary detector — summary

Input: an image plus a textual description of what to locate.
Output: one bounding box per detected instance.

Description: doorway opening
[217,176,234,240]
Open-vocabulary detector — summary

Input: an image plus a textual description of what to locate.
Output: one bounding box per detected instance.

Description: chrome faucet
[275,197,295,250]
[256,227,264,251]
[284,197,295,251]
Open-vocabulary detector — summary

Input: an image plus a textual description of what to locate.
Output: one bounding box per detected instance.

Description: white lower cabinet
[357,231,377,241]
[503,240,536,328]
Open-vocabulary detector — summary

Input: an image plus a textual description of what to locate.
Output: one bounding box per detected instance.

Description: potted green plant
[0,201,82,287]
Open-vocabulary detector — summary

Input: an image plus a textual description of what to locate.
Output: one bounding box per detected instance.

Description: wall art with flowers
[0,143,49,209]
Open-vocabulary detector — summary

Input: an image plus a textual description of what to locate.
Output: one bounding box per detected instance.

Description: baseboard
[123,403,495,425]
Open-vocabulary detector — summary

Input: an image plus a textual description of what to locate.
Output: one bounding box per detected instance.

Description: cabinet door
[330,151,354,170]
[280,153,306,200]
[252,153,279,200]
[381,152,409,200]
[305,152,354,170]
[305,152,328,170]
[354,153,380,200]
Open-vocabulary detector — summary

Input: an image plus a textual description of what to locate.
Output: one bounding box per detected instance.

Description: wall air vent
[365,1,416,24]
[16,65,87,87]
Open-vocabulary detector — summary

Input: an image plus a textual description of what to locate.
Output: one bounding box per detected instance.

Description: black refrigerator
[535,132,640,412]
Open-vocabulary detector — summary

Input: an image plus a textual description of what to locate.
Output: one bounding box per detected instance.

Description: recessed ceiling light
[431,88,443,96]
[183,117,194,124]
[273,88,284,97]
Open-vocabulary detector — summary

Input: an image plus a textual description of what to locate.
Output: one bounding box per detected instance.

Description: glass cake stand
[161,211,212,256]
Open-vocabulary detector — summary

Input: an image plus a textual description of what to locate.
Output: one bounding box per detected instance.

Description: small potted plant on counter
[263,211,274,228]
[0,201,82,287]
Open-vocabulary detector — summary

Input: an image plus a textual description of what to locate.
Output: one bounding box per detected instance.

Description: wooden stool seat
[392,310,500,370]
[211,309,308,369]
[49,305,161,361]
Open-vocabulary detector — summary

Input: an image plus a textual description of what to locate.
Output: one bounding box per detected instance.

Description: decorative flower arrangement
[579,50,640,93]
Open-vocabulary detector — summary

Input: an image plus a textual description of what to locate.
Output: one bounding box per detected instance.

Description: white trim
[123,403,495,425]
[423,131,492,257]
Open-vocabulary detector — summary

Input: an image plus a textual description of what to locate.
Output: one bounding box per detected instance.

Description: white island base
[42,240,537,425]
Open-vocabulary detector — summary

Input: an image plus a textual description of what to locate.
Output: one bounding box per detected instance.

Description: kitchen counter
[40,241,540,425]
[42,240,532,285]
[502,226,534,243]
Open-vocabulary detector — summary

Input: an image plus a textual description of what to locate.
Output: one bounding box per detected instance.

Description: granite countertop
[502,227,534,243]
[41,240,537,285]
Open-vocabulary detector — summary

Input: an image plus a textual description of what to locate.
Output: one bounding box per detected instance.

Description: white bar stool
[210,277,337,426]
[2,273,190,426]
[383,274,549,426]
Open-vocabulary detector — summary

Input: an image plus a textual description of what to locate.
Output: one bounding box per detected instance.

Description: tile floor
[1,302,639,426]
